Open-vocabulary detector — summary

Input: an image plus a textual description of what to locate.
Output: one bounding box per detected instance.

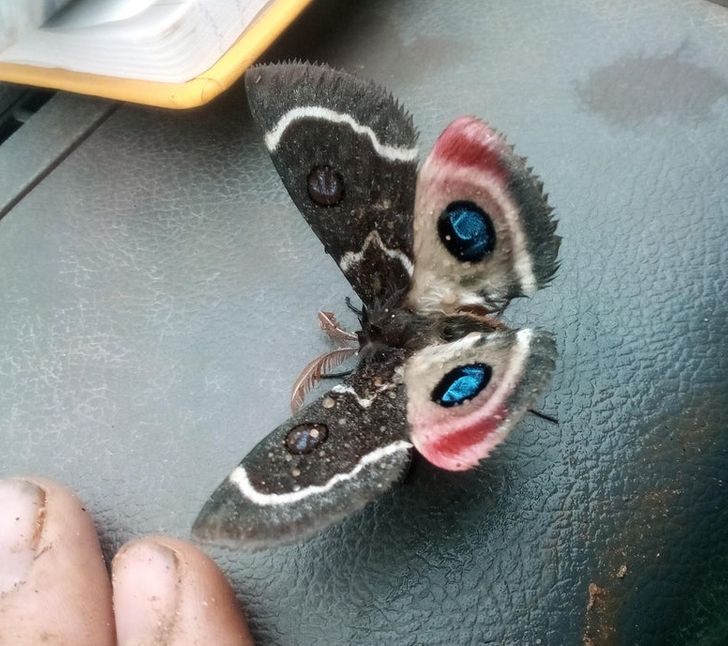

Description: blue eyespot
[431,363,492,407]
[437,201,495,262]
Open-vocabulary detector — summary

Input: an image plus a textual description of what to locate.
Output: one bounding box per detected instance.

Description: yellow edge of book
[0,0,313,109]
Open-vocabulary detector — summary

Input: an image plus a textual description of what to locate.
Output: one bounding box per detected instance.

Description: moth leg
[527,408,559,424]
[345,296,363,318]
[320,369,354,379]
[492,298,513,318]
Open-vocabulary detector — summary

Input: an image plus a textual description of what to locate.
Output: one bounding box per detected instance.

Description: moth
[192,62,560,549]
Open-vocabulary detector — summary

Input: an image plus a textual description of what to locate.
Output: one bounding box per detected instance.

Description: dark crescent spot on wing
[307,165,344,206]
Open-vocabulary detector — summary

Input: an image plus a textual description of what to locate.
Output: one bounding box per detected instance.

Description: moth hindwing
[193,62,559,549]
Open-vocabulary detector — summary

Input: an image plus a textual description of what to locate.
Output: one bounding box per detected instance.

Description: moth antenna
[528,408,559,424]
[318,310,358,344]
[290,348,358,413]
[345,297,364,318]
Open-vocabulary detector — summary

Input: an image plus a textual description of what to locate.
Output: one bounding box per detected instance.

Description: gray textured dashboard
[1,1,727,644]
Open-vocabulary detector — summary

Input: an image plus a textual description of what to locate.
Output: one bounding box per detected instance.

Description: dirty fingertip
[0,477,114,646]
[113,536,254,646]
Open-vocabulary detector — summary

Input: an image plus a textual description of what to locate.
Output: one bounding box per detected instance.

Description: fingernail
[113,540,181,646]
[0,479,46,595]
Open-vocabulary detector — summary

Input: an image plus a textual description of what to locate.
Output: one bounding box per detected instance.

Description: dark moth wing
[193,350,412,549]
[244,62,418,306]
[407,117,560,312]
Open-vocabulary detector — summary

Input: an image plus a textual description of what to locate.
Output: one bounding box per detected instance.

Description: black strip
[0,102,118,221]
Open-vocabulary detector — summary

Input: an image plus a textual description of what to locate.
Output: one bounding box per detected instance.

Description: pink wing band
[430,116,509,181]
[407,330,534,471]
